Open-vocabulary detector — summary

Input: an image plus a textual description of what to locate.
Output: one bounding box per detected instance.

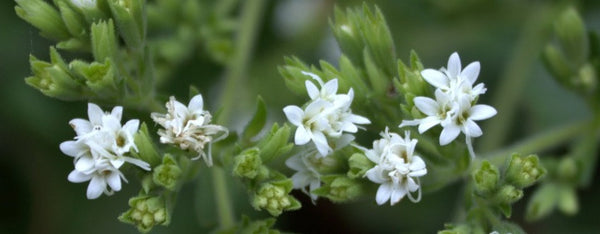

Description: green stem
[479,4,562,152]
[212,167,235,228]
[482,120,589,166]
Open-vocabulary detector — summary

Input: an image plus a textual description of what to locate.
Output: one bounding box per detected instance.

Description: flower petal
[312,131,331,156]
[106,171,122,192]
[399,119,421,128]
[68,170,92,183]
[87,103,104,125]
[69,118,93,136]
[283,105,304,126]
[348,114,371,125]
[294,126,311,145]
[285,154,305,171]
[188,94,204,112]
[110,106,123,121]
[305,80,320,100]
[418,116,441,133]
[439,124,460,145]
[409,156,427,172]
[461,61,480,84]
[414,97,439,116]
[376,183,392,205]
[322,79,338,96]
[60,141,86,157]
[463,119,483,137]
[301,71,324,85]
[469,104,497,121]
[447,52,461,78]
[390,184,407,205]
[75,156,95,172]
[420,69,448,89]
[87,175,106,199]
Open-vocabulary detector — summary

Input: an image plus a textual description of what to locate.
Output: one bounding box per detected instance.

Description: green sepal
[242,96,267,142]
[107,0,144,50]
[153,154,182,191]
[70,58,121,98]
[91,19,119,62]
[256,123,293,163]
[57,1,87,38]
[15,0,71,41]
[494,185,523,205]
[312,175,363,203]
[25,51,87,100]
[347,153,374,179]
[338,55,369,100]
[56,38,90,51]
[132,122,162,167]
[498,203,512,218]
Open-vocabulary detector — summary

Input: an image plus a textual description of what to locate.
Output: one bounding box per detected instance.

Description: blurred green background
[1,0,600,233]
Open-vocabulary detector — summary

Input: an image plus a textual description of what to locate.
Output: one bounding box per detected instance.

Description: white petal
[418,116,441,133]
[68,170,92,183]
[283,105,304,126]
[409,156,427,172]
[87,175,106,199]
[376,183,392,205]
[122,119,140,135]
[291,172,310,188]
[341,121,358,133]
[322,79,338,96]
[294,126,311,145]
[461,61,480,84]
[348,114,371,125]
[420,69,448,89]
[102,115,121,132]
[75,156,96,172]
[312,131,331,156]
[285,154,305,171]
[414,97,439,116]
[469,105,497,121]
[87,103,104,125]
[365,167,386,183]
[447,52,461,78]
[106,171,122,192]
[188,94,204,112]
[123,157,151,171]
[409,169,427,177]
[60,141,86,157]
[305,80,320,100]
[390,184,407,205]
[334,134,354,150]
[301,71,324,85]
[110,106,123,121]
[309,179,321,192]
[439,124,460,145]
[406,177,419,192]
[69,119,93,136]
[399,119,421,128]
[463,119,483,137]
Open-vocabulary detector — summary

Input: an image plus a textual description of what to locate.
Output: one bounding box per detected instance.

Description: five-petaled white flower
[284,71,370,156]
[60,103,150,199]
[400,52,496,158]
[151,94,229,166]
[361,128,427,205]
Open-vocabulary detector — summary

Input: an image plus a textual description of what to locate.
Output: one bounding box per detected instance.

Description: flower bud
[554,7,587,66]
[15,0,71,41]
[347,153,373,179]
[233,148,266,180]
[25,49,87,101]
[256,123,293,162]
[153,154,182,191]
[312,175,363,203]
[107,0,145,49]
[57,1,87,38]
[495,185,523,205]
[525,183,559,222]
[119,195,170,233]
[132,123,162,167]
[251,180,301,216]
[70,58,120,98]
[472,161,499,196]
[91,19,119,62]
[504,153,546,188]
[557,157,578,183]
[542,44,573,85]
[557,186,578,216]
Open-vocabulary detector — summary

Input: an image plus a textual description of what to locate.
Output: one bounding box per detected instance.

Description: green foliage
[312,175,363,203]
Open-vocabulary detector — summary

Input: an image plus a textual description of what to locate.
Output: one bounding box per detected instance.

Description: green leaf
[242,96,267,142]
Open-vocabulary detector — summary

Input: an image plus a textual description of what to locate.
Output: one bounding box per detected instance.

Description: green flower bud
[472,161,499,196]
[347,153,374,179]
[91,19,119,62]
[278,57,312,96]
[233,148,266,180]
[25,49,87,101]
[132,123,162,167]
[256,123,293,162]
[15,0,70,41]
[312,175,363,203]
[554,7,587,66]
[504,153,546,188]
[70,58,120,98]
[107,0,144,49]
[251,180,301,216]
[542,44,573,86]
[575,63,597,94]
[557,186,578,216]
[153,154,182,191]
[525,183,559,222]
[56,38,89,51]
[495,185,523,205]
[119,195,170,233]
[57,1,87,38]
[557,157,578,183]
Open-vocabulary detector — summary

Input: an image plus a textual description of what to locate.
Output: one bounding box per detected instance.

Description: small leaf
[242,96,267,141]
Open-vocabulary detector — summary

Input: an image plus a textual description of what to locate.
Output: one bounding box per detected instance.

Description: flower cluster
[361,128,427,205]
[283,71,370,157]
[400,52,497,157]
[151,94,228,166]
[60,103,150,199]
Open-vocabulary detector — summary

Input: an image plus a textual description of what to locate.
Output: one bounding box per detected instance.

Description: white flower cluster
[151,94,228,167]
[60,103,150,199]
[361,128,427,205]
[284,71,370,157]
[400,52,497,158]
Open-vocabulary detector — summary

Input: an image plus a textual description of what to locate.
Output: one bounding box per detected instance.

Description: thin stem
[479,4,562,152]
[481,120,589,166]
[212,167,235,229]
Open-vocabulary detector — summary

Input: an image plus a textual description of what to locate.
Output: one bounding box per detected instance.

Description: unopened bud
[505,153,546,188]
[472,161,499,196]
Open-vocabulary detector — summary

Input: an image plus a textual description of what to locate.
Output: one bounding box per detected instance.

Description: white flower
[362,128,427,205]
[420,52,486,100]
[399,89,454,133]
[60,103,150,199]
[284,72,370,157]
[151,94,229,166]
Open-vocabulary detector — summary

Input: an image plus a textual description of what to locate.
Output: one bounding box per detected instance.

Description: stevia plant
[12,0,600,233]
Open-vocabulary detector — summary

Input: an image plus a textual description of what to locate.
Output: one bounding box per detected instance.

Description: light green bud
[495,185,523,205]
[505,153,546,188]
[557,157,578,183]
[542,44,573,86]
[347,153,374,179]
[256,123,293,162]
[575,63,597,94]
[251,180,301,216]
[153,154,182,191]
[233,148,266,180]
[70,58,120,98]
[472,161,499,196]
[91,19,118,62]
[132,123,162,167]
[15,0,71,41]
[312,175,363,203]
[119,195,170,233]
[554,7,587,66]
[57,1,87,38]
[525,183,559,222]
[25,50,87,101]
[107,0,144,49]
[557,186,578,216]
[278,56,313,96]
